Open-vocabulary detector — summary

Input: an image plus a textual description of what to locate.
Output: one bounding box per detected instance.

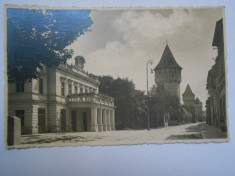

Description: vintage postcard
[4,5,228,148]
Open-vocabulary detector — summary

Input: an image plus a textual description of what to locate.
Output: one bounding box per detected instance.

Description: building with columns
[154,44,182,101]
[8,56,115,134]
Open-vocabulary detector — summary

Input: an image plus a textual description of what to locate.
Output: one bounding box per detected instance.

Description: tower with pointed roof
[154,44,182,100]
[182,84,204,122]
[182,84,195,107]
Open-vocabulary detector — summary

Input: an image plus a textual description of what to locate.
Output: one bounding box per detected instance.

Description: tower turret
[182,84,195,107]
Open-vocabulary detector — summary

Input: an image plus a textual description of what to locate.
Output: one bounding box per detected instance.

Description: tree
[7,8,93,81]
[149,84,180,127]
[99,76,147,130]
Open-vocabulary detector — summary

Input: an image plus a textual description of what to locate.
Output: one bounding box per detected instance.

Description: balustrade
[68,93,114,106]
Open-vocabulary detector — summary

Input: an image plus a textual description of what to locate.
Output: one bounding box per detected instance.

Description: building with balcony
[8,56,115,134]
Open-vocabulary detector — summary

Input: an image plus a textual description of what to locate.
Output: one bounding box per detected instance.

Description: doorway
[71,111,77,132]
[38,108,46,133]
[83,112,87,131]
[60,109,66,132]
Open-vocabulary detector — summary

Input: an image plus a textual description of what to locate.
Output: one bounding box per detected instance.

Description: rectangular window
[39,78,43,94]
[16,82,24,92]
[16,110,24,126]
[68,84,72,95]
[74,85,78,94]
[80,87,83,94]
[61,82,65,96]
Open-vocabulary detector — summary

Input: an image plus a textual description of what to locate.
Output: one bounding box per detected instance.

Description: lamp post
[146,60,154,131]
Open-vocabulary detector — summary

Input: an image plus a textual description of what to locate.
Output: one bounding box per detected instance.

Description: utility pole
[146,60,153,131]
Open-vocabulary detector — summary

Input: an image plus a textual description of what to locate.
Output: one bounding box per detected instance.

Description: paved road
[17,122,228,148]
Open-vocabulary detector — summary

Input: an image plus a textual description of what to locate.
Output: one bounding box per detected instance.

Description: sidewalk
[201,123,228,139]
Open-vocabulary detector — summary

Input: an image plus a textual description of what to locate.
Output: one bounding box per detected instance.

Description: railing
[68,93,114,107]
[58,64,99,84]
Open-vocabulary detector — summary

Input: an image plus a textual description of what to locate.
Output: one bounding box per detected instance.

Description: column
[31,105,39,134]
[111,110,116,130]
[97,108,103,131]
[102,109,107,131]
[106,109,111,131]
[90,107,98,132]
[66,109,71,132]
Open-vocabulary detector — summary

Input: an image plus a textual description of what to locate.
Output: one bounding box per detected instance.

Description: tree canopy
[99,76,182,129]
[7,8,93,81]
[99,76,147,130]
[149,84,181,127]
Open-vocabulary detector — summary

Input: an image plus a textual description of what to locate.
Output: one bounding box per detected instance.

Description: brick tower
[154,44,182,100]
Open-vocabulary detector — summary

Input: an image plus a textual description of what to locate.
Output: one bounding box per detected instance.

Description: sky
[67,7,224,108]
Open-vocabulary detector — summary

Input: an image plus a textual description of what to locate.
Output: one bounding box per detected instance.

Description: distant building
[154,44,182,100]
[182,84,195,107]
[8,56,115,134]
[182,84,203,123]
[195,98,203,122]
[206,18,227,132]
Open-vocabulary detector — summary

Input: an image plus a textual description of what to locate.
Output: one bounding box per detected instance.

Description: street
[17,122,228,148]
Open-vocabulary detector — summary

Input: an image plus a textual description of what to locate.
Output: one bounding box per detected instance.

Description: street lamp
[146,60,154,131]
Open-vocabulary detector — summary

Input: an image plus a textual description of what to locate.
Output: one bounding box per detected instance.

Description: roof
[195,98,202,105]
[182,84,195,97]
[212,18,223,47]
[154,44,182,70]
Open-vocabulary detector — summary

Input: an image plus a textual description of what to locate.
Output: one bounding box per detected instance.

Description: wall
[155,68,181,99]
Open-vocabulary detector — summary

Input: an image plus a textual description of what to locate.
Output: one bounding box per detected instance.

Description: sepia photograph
[5,6,228,148]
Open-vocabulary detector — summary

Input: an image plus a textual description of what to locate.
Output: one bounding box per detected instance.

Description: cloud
[113,10,193,43]
[68,8,223,107]
[84,9,201,89]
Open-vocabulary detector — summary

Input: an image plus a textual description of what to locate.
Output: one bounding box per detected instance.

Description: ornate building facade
[154,44,182,101]
[8,56,115,134]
